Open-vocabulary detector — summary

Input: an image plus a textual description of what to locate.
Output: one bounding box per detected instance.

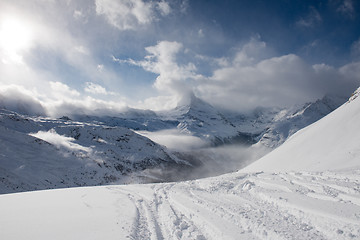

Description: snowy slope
[0,169,359,240]
[228,95,346,148]
[255,95,346,148]
[242,88,360,172]
[0,110,187,193]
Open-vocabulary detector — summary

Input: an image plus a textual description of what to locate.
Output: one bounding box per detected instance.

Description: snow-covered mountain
[229,94,346,148]
[1,88,359,240]
[242,88,360,172]
[0,93,346,193]
[254,95,347,148]
[158,93,255,145]
[74,93,254,146]
[0,110,190,194]
[73,94,345,149]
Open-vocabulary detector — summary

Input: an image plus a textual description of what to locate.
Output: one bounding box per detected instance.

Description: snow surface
[0,170,359,240]
[242,88,360,172]
[0,110,188,193]
[0,90,359,239]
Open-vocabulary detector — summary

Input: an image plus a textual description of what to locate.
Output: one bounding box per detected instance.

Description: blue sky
[0,0,359,116]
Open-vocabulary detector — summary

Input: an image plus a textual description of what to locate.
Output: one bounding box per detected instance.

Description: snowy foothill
[0,89,360,239]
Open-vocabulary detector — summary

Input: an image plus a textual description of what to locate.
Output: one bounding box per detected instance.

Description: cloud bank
[0,0,359,116]
[119,38,360,112]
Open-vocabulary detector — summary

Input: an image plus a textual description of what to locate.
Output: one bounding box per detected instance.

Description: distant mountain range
[0,93,347,193]
[74,93,346,148]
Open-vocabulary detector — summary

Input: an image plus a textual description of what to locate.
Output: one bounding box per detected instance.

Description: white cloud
[85,82,107,95]
[115,41,205,110]
[73,10,84,20]
[198,53,359,111]
[95,0,170,30]
[133,95,181,111]
[337,0,355,19]
[97,64,104,72]
[233,36,269,66]
[73,45,89,55]
[124,38,360,112]
[198,29,204,38]
[0,0,122,86]
[0,85,46,116]
[45,95,127,117]
[296,6,322,28]
[119,41,202,94]
[0,75,127,117]
[85,82,114,95]
[30,129,92,152]
[137,129,207,151]
[50,81,81,98]
[157,1,171,16]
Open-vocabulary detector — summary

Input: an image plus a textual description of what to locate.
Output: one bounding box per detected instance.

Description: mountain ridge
[242,88,360,172]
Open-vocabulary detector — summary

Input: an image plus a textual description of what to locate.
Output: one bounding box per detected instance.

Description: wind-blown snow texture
[0,89,359,239]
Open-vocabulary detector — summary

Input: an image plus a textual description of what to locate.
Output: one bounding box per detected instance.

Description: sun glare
[0,17,33,63]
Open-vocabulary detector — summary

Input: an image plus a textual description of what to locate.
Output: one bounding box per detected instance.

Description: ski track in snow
[87,170,360,240]
[0,169,359,240]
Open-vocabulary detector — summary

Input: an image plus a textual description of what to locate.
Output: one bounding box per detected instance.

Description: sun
[0,17,33,63]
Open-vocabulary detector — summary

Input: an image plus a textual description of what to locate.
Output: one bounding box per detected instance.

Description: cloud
[199,54,316,110]
[0,79,127,118]
[95,0,171,30]
[157,1,171,16]
[0,85,46,116]
[1,0,359,116]
[84,82,113,95]
[337,0,355,19]
[351,38,360,59]
[198,55,359,112]
[137,129,207,151]
[44,95,128,117]
[180,0,189,13]
[124,38,360,112]
[133,95,181,111]
[232,35,271,66]
[116,40,203,96]
[73,10,85,20]
[0,1,131,117]
[50,81,81,98]
[296,6,322,28]
[339,61,360,81]
[30,129,92,152]
[0,0,122,87]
